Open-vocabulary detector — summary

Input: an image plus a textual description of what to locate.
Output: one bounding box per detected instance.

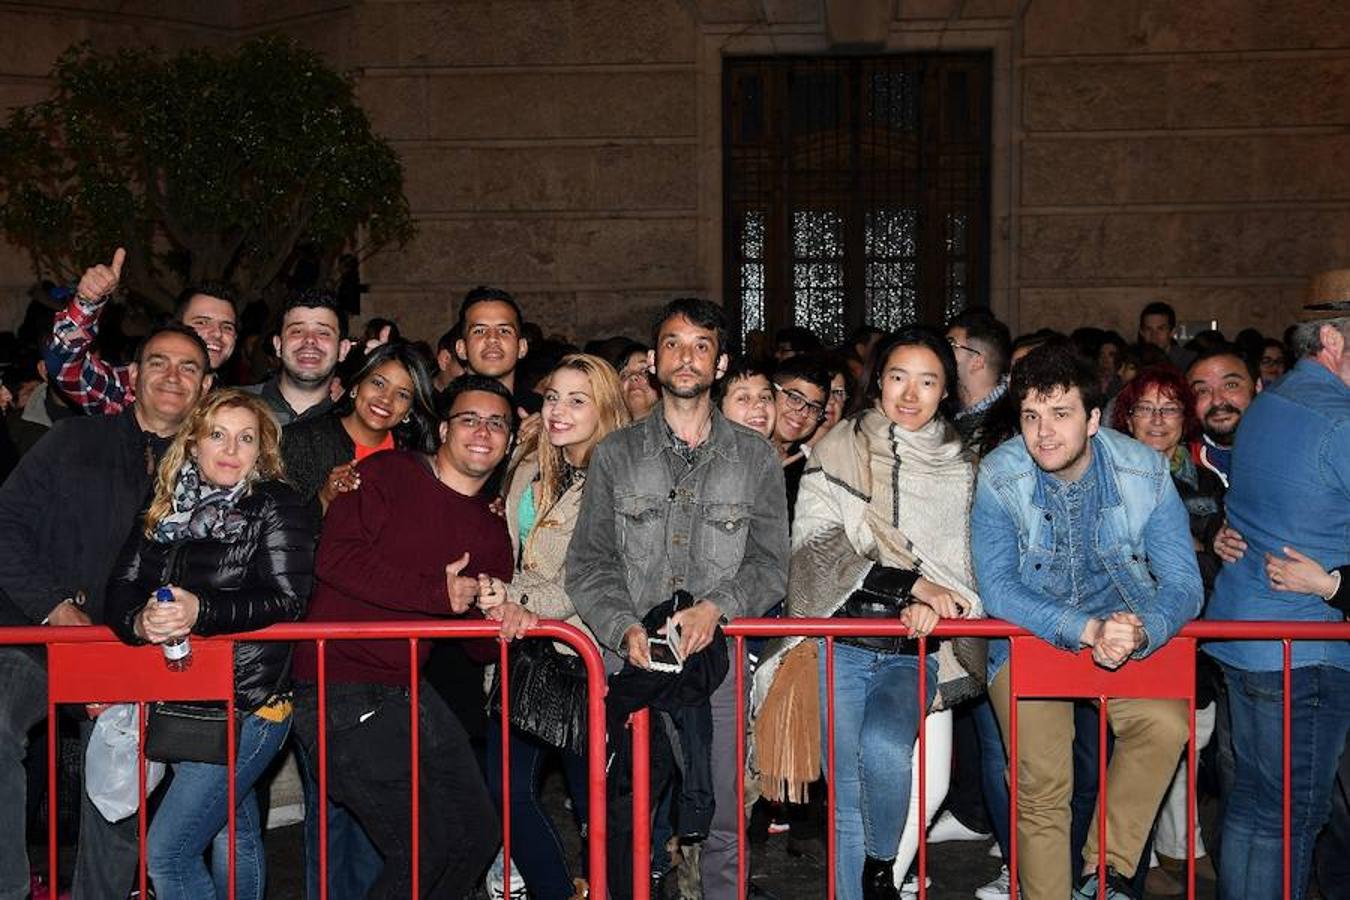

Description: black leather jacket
[106,480,319,710]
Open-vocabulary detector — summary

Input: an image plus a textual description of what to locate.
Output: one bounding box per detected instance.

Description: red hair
[1110,365,1200,443]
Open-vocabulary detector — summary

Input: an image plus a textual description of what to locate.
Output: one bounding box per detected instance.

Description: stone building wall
[2,1,1348,343]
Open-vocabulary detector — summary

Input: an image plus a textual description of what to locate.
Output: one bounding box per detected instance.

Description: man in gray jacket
[567,297,788,899]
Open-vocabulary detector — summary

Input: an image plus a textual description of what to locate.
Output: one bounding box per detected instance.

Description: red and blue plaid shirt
[44,295,134,416]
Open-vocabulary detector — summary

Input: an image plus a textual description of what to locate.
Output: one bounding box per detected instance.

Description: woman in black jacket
[107,388,318,900]
[281,341,438,512]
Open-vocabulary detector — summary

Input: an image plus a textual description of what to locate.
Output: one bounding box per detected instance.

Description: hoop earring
[349,387,358,399]
[401,414,411,424]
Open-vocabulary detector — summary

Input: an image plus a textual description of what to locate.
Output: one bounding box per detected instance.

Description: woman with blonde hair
[479,353,629,900]
[106,388,318,900]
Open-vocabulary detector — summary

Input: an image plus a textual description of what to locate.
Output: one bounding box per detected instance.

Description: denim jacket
[566,408,789,652]
[1205,360,1350,672]
[972,427,1202,679]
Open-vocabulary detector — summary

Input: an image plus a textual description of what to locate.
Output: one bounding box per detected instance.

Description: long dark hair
[334,341,439,453]
[865,325,961,422]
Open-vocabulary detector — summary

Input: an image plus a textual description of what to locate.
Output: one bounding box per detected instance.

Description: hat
[1303,269,1350,321]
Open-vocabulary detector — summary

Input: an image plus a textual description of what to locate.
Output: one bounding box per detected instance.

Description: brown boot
[1144,864,1184,897]
[1158,852,1218,883]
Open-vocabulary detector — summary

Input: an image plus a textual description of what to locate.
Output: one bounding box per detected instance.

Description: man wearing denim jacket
[971,342,1202,900]
[1204,303,1350,900]
[567,297,788,900]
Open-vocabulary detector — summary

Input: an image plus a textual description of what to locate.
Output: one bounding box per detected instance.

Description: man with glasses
[291,374,530,899]
[947,309,1014,456]
[568,298,788,900]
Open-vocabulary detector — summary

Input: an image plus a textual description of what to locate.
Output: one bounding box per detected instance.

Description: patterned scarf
[151,458,251,545]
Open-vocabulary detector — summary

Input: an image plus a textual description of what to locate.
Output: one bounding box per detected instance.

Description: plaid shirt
[44,295,134,415]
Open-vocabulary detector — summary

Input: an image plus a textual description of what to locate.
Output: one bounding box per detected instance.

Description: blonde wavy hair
[531,353,630,510]
[143,389,285,536]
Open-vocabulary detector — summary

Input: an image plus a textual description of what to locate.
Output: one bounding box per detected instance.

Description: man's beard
[1203,403,1242,443]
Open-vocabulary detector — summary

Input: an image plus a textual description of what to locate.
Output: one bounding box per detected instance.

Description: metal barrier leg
[317,639,329,900]
[499,639,512,900]
[1097,697,1108,899]
[1284,640,1292,900]
[632,709,651,900]
[735,636,747,899]
[825,637,836,900]
[409,639,420,900]
[46,702,57,898]
[917,638,928,900]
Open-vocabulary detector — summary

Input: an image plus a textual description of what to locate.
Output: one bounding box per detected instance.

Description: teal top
[516,481,538,557]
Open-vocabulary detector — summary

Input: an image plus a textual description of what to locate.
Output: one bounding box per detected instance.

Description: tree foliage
[0,36,414,311]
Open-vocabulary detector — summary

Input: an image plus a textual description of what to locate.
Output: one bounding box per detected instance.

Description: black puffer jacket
[106,480,319,710]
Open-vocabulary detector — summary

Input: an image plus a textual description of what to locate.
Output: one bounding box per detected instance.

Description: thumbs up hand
[76,247,126,304]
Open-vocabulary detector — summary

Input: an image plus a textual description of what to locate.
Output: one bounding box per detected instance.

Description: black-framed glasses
[448,412,511,435]
[772,382,827,418]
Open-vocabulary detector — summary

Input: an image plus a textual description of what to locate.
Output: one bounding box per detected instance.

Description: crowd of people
[0,247,1346,900]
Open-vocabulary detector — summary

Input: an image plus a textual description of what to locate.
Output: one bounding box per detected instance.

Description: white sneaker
[899,873,931,897]
[988,841,1002,858]
[927,810,992,844]
[486,850,528,900]
[975,864,1017,900]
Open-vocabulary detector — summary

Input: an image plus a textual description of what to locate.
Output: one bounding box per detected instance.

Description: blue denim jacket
[565,408,789,652]
[972,427,1203,680]
[1205,360,1350,672]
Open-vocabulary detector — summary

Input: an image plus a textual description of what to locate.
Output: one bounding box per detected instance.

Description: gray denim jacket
[566,408,789,652]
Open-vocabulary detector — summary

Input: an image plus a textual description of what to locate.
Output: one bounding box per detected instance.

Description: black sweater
[0,408,166,627]
[106,480,319,709]
[281,413,355,507]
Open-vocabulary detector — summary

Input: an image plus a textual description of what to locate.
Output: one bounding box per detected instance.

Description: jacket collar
[1029,431,1121,511]
[639,403,741,463]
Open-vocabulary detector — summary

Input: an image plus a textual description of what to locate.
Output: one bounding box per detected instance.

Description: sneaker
[927,810,992,844]
[987,842,1002,858]
[1072,867,1138,900]
[899,874,931,898]
[486,850,528,900]
[975,865,1014,900]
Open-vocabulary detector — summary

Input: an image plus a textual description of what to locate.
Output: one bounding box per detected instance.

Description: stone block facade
[1,0,1348,345]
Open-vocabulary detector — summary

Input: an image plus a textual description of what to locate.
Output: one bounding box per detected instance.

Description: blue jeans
[147,712,291,900]
[819,642,937,900]
[972,697,1011,860]
[1219,664,1350,900]
[486,723,589,900]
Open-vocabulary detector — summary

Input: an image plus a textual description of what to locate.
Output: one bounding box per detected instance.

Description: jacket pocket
[614,494,666,561]
[699,501,753,581]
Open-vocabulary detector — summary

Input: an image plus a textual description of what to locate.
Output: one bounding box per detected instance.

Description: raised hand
[445,552,477,613]
[76,247,126,303]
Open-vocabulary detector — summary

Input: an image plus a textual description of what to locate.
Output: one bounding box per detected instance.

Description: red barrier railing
[12,617,1348,900]
[3,620,608,900]
[623,618,1350,900]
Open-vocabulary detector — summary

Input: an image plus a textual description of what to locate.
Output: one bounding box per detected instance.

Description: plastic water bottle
[156,586,192,672]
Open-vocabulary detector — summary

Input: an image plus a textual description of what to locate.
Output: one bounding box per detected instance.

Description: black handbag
[487,640,588,755]
[144,702,243,765]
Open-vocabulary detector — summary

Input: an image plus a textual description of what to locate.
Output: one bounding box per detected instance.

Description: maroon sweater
[292,450,513,686]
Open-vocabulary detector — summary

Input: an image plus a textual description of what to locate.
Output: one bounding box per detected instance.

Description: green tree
[0,36,413,311]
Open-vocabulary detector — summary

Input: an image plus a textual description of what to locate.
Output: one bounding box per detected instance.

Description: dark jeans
[293,681,499,900]
[972,697,1011,860]
[0,648,139,900]
[296,743,383,900]
[1315,744,1350,900]
[485,723,588,900]
[1219,664,1350,900]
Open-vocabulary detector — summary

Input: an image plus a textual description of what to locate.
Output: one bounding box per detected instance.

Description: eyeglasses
[948,338,983,357]
[772,383,826,418]
[620,370,651,386]
[1129,403,1184,421]
[448,412,511,435]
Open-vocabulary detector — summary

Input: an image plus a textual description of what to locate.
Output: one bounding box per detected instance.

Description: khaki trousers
[990,666,1189,900]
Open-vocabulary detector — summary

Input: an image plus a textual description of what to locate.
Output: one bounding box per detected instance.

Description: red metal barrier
[4,619,608,900]
[14,617,1350,899]
[619,618,1350,900]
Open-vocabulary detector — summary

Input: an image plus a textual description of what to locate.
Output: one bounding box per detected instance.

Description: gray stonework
[1,1,1347,343]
